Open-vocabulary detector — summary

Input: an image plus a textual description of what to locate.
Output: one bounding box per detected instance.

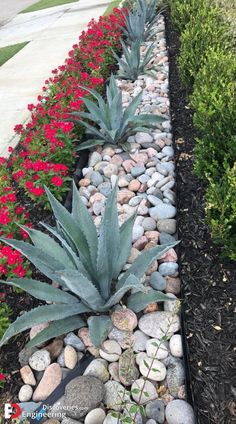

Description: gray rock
[159,262,179,276]
[18,346,37,367]
[18,385,33,402]
[157,219,176,235]
[29,350,51,371]
[162,146,174,158]
[84,408,106,424]
[147,194,163,206]
[150,272,166,291]
[129,196,143,206]
[135,132,153,144]
[90,171,103,187]
[159,233,176,245]
[149,203,176,220]
[142,217,157,231]
[146,400,165,423]
[133,330,149,352]
[166,358,185,397]
[138,174,150,184]
[64,376,104,419]
[62,418,83,424]
[108,327,134,350]
[104,381,130,411]
[156,163,168,176]
[139,312,180,339]
[64,332,85,351]
[57,350,65,367]
[165,400,195,424]
[98,182,112,197]
[146,420,157,424]
[132,224,144,242]
[131,165,146,177]
[84,359,109,383]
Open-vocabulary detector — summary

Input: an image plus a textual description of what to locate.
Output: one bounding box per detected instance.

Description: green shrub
[205,163,236,260]
[191,48,236,178]
[169,0,207,33]
[178,4,230,88]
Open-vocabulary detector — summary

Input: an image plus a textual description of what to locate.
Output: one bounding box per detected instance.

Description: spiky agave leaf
[127,288,173,312]
[115,40,155,81]
[88,315,113,347]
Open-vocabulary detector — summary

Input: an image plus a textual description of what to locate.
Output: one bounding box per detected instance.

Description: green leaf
[58,270,103,311]
[0,303,90,347]
[1,278,78,304]
[88,315,113,347]
[131,388,140,394]
[77,139,105,151]
[26,316,85,348]
[72,181,98,274]
[118,242,179,289]
[113,214,136,279]
[102,274,145,310]
[127,288,173,312]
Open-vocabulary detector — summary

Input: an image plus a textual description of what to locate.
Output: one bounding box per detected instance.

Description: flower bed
[0,2,196,424]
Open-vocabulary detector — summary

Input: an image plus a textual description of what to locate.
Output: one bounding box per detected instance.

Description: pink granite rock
[33,364,62,401]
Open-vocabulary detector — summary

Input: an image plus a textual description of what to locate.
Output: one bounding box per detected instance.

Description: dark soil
[165,10,236,424]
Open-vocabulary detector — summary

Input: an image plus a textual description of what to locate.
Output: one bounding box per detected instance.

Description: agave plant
[0,183,177,348]
[137,0,161,28]
[114,40,155,81]
[71,74,166,151]
[121,2,158,43]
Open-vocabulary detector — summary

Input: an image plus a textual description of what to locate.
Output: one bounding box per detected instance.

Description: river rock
[64,376,104,419]
[149,204,176,221]
[169,335,183,358]
[108,362,120,382]
[111,309,138,332]
[84,408,106,424]
[166,358,185,397]
[135,132,153,144]
[64,345,77,369]
[138,312,180,339]
[165,277,181,295]
[139,357,166,381]
[18,385,33,402]
[45,338,63,360]
[157,219,176,234]
[20,365,36,386]
[104,381,130,411]
[84,359,109,383]
[146,400,165,423]
[150,272,166,291]
[108,327,134,349]
[33,363,62,401]
[18,347,38,367]
[64,332,85,351]
[118,349,139,386]
[146,338,169,360]
[142,217,157,231]
[29,350,51,371]
[158,263,178,276]
[133,330,149,352]
[131,378,157,404]
[165,400,195,424]
[99,340,122,362]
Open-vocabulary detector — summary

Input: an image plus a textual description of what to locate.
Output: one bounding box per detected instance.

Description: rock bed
[17,15,195,424]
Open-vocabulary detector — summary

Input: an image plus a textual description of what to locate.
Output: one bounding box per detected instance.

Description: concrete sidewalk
[0,0,111,157]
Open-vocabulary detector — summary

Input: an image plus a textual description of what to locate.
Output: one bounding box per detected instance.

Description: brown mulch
[165,10,236,424]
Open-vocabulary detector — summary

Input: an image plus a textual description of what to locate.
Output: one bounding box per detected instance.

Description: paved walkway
[0,0,38,26]
[0,0,111,157]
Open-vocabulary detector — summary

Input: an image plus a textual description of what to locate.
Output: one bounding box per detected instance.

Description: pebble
[133,330,149,352]
[99,340,122,362]
[157,219,176,234]
[135,132,153,144]
[158,262,179,276]
[20,365,36,386]
[90,171,103,187]
[139,357,166,381]
[164,293,179,312]
[160,248,177,263]
[103,164,119,177]
[139,312,181,339]
[169,334,183,358]
[45,338,63,360]
[148,194,163,206]
[165,277,181,295]
[132,224,144,242]
[18,385,33,402]
[57,350,65,367]
[78,328,93,347]
[149,204,176,220]
[84,358,109,383]
[117,189,135,204]
[166,358,185,397]
[128,179,141,191]
[142,217,157,231]
[84,408,106,424]
[111,309,138,332]
[146,400,165,423]
[64,345,78,369]
[103,413,119,424]
[33,364,62,401]
[146,338,169,360]
[89,152,102,167]
[165,400,195,424]
[103,381,130,411]
[131,378,157,404]
[159,232,176,245]
[119,349,139,386]
[162,146,174,158]
[29,350,51,371]
[98,182,112,197]
[64,376,104,419]
[108,362,120,382]
[18,347,38,367]
[150,272,166,291]
[108,327,134,349]
[145,231,160,243]
[131,165,146,177]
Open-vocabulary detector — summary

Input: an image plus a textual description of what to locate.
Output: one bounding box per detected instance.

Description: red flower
[0,373,5,381]
[51,176,63,187]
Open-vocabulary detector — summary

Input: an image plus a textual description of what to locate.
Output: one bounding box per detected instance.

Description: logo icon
[4,404,21,419]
